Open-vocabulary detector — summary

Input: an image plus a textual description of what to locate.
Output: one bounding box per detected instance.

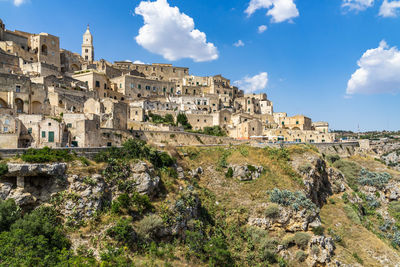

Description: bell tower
[82,25,94,63]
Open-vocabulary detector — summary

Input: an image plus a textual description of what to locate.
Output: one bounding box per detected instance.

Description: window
[296,121,299,125]
[163,87,166,92]
[85,49,88,53]
[67,123,72,128]
[28,128,32,134]
[171,88,174,93]
[248,100,250,104]
[197,101,201,105]
[203,101,207,105]
[42,131,46,138]
[145,86,151,90]
[48,122,51,126]
[138,84,141,89]
[95,81,100,88]
[104,93,106,97]
[135,111,138,115]
[4,119,9,125]
[282,122,285,125]
[131,83,134,89]
[16,85,21,93]
[153,86,156,91]
[85,56,88,60]
[3,127,8,132]
[224,117,227,122]
[119,83,122,89]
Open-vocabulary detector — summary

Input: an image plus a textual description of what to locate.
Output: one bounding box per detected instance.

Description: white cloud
[258,25,268,33]
[233,40,245,47]
[133,60,145,64]
[379,0,400,17]
[346,41,400,95]
[13,0,27,6]
[342,0,374,11]
[245,0,299,23]
[134,0,218,62]
[234,72,269,93]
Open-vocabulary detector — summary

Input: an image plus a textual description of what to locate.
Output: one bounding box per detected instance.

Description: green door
[48,131,54,142]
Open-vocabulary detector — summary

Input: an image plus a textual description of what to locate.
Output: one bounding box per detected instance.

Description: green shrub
[203,233,233,266]
[0,199,21,232]
[21,147,74,163]
[0,163,8,176]
[107,219,136,246]
[358,168,391,189]
[281,235,295,248]
[264,203,280,218]
[0,206,70,266]
[295,251,307,262]
[111,192,153,215]
[131,192,153,214]
[326,154,340,164]
[177,113,192,130]
[78,156,90,166]
[269,189,317,212]
[225,167,233,178]
[136,214,164,240]
[312,226,325,236]
[293,232,311,249]
[352,252,363,264]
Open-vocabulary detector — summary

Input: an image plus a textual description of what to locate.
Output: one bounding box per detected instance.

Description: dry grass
[320,197,400,266]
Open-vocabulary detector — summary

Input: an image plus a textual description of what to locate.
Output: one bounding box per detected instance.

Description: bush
[0,199,21,232]
[95,139,176,169]
[269,189,317,212]
[0,163,8,176]
[136,214,164,240]
[264,203,280,218]
[190,126,227,137]
[312,226,325,236]
[225,167,233,178]
[107,219,136,246]
[293,232,311,249]
[295,250,307,262]
[111,192,153,215]
[177,113,192,130]
[326,154,340,164]
[298,164,312,174]
[0,206,70,266]
[21,147,75,163]
[358,168,391,189]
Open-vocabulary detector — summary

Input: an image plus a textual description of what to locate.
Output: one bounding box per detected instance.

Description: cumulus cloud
[342,0,374,11]
[233,40,245,47]
[133,60,145,64]
[134,0,218,62]
[245,0,299,23]
[234,72,269,93]
[258,25,268,33]
[13,0,27,6]
[379,0,400,17]
[346,41,400,95]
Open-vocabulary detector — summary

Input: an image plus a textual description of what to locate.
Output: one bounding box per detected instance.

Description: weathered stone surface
[58,174,108,223]
[229,164,263,181]
[7,188,36,206]
[0,182,12,200]
[307,235,335,266]
[6,163,67,177]
[248,204,320,232]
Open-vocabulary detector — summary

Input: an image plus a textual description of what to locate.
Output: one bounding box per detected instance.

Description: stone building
[281,115,312,130]
[0,114,21,148]
[63,113,100,147]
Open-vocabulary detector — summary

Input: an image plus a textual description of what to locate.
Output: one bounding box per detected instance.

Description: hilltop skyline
[1,0,400,131]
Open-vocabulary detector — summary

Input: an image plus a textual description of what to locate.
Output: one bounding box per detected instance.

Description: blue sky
[1,0,400,131]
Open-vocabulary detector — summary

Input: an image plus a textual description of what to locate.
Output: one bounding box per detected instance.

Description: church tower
[82,25,94,63]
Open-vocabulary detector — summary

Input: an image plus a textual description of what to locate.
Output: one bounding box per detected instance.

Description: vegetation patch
[269,188,317,212]
[21,147,75,163]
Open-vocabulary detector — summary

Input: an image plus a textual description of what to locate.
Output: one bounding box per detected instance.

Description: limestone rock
[7,188,36,206]
[0,182,12,200]
[307,235,335,266]
[6,163,67,177]
[248,204,320,232]
[229,164,263,181]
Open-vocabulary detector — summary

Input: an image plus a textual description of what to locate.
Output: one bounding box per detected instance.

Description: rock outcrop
[229,164,263,181]
[248,203,321,232]
[6,163,67,177]
[307,235,335,266]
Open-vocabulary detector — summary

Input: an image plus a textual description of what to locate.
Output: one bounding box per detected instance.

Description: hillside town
[0,19,335,148]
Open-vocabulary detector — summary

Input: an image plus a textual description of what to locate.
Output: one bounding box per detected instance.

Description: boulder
[307,235,335,266]
[6,163,67,177]
[7,188,36,206]
[229,164,263,181]
[0,182,12,200]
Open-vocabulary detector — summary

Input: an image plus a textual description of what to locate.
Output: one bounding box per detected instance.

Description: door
[48,131,54,143]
